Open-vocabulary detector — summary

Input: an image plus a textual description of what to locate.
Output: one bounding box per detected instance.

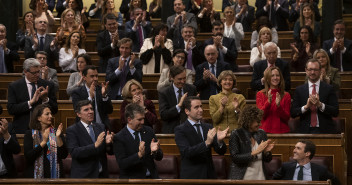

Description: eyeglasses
[38,21,47,24]
[175,55,185,60]
[27,70,40,75]
[36,57,47,60]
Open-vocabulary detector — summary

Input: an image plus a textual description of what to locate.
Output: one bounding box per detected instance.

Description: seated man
[0,24,19,73]
[251,42,291,92]
[66,100,114,178]
[273,140,340,185]
[35,51,59,92]
[175,96,228,179]
[291,59,339,134]
[72,65,113,130]
[114,103,163,179]
[194,45,231,100]
[106,38,143,100]
[158,65,197,133]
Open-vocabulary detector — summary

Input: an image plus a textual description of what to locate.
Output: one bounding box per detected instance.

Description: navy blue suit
[323,38,352,71]
[3,41,19,73]
[125,20,152,52]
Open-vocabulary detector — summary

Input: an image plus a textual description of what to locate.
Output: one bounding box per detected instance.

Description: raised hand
[305,42,311,54]
[0,119,9,139]
[264,139,275,152]
[253,140,269,155]
[41,127,51,147]
[89,81,97,99]
[32,35,39,47]
[129,54,136,68]
[101,81,109,97]
[118,57,126,71]
[178,92,188,107]
[220,96,228,107]
[275,92,281,106]
[138,141,145,158]
[205,127,216,146]
[56,123,63,137]
[267,89,272,103]
[150,138,160,152]
[95,132,105,148]
[217,126,229,142]
[203,68,211,80]
[41,66,49,80]
[105,131,114,144]
[39,86,49,101]
[232,97,239,109]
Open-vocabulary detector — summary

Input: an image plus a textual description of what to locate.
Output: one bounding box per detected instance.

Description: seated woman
[59,31,86,73]
[250,16,278,49]
[256,67,291,134]
[101,0,123,27]
[293,3,320,41]
[197,0,220,33]
[291,25,318,72]
[223,6,244,51]
[312,49,341,91]
[120,79,159,130]
[66,0,89,29]
[66,53,92,98]
[24,104,68,178]
[149,0,161,18]
[56,8,86,48]
[29,0,55,33]
[157,49,193,91]
[140,23,173,74]
[250,27,281,67]
[209,70,246,131]
[16,11,35,50]
[229,105,274,180]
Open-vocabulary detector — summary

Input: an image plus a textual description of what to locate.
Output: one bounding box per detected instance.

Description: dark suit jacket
[255,0,289,31]
[158,83,197,133]
[125,20,152,52]
[71,85,113,129]
[119,0,147,17]
[66,121,113,178]
[24,34,58,69]
[233,4,255,32]
[0,123,21,178]
[96,30,128,73]
[204,37,238,71]
[7,78,58,134]
[250,59,291,92]
[323,38,352,71]
[105,56,143,100]
[290,81,339,134]
[194,61,231,100]
[175,120,227,179]
[173,41,205,69]
[273,161,340,185]
[3,41,19,73]
[113,125,163,178]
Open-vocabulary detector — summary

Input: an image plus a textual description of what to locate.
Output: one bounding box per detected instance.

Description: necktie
[0,46,7,73]
[177,88,182,103]
[218,48,224,63]
[178,16,184,47]
[134,131,140,144]
[88,125,96,142]
[297,166,304,180]
[39,36,44,51]
[269,0,277,28]
[210,64,217,95]
[137,25,144,49]
[30,82,36,99]
[194,124,203,141]
[187,48,193,70]
[119,60,128,90]
[335,48,341,71]
[310,84,317,127]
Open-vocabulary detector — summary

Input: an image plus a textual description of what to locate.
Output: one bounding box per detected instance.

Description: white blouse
[250,44,281,67]
[59,48,86,72]
[224,22,244,51]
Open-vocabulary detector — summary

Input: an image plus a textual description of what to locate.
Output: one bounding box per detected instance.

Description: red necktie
[310,84,317,127]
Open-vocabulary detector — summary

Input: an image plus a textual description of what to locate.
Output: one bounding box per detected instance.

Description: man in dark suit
[72,65,113,129]
[0,24,19,73]
[231,0,255,32]
[0,119,21,178]
[158,65,197,133]
[97,13,128,73]
[194,45,231,100]
[175,96,228,179]
[24,16,57,69]
[7,58,58,134]
[114,103,163,179]
[251,42,291,92]
[106,38,143,100]
[273,140,340,185]
[119,0,147,18]
[255,0,289,31]
[204,21,238,71]
[288,0,321,23]
[66,100,114,178]
[125,8,152,52]
[291,59,339,134]
[323,19,352,71]
[35,51,59,92]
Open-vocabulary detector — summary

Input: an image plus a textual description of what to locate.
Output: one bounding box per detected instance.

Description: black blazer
[7,78,58,134]
[290,81,339,134]
[204,37,238,71]
[119,0,147,17]
[66,121,113,178]
[158,83,197,133]
[4,41,19,73]
[173,40,205,69]
[0,123,21,178]
[23,130,68,178]
[233,4,255,32]
[273,161,340,185]
[255,0,289,31]
[113,125,163,179]
[251,59,291,92]
[174,120,227,179]
[106,56,143,100]
[323,38,352,71]
[194,61,231,100]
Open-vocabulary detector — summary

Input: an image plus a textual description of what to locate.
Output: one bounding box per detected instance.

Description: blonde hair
[313,49,331,72]
[121,79,144,101]
[258,26,272,44]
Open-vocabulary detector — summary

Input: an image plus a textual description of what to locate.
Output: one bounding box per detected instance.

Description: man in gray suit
[35,51,59,92]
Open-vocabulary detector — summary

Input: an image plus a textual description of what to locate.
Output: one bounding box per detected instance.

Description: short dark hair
[181,24,195,35]
[82,65,98,76]
[169,65,185,78]
[183,96,200,112]
[212,20,224,30]
[333,19,345,28]
[299,139,316,160]
[29,104,52,130]
[305,58,321,69]
[118,38,133,48]
[74,100,92,113]
[172,49,188,67]
[77,53,92,65]
[103,13,117,25]
[152,23,168,37]
[35,51,48,58]
[124,103,145,120]
[238,105,263,130]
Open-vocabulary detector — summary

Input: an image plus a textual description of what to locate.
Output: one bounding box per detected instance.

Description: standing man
[255,0,289,31]
[204,21,238,72]
[66,100,114,178]
[106,38,143,100]
[7,58,58,134]
[323,19,352,71]
[175,96,228,179]
[72,65,113,130]
[114,103,163,179]
[231,0,255,32]
[291,59,339,134]
[273,140,340,185]
[35,51,59,92]
[158,65,197,133]
[0,24,19,73]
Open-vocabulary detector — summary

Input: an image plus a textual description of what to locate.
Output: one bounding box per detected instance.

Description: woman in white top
[59,31,86,72]
[250,27,281,67]
[250,16,278,49]
[223,6,244,51]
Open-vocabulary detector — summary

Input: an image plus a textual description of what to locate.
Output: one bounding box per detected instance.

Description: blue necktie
[88,125,96,142]
[134,131,140,144]
[218,48,224,63]
[39,36,44,51]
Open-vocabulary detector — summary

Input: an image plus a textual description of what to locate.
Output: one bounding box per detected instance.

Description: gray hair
[0,24,6,31]
[263,42,277,52]
[23,58,40,71]
[181,24,195,35]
